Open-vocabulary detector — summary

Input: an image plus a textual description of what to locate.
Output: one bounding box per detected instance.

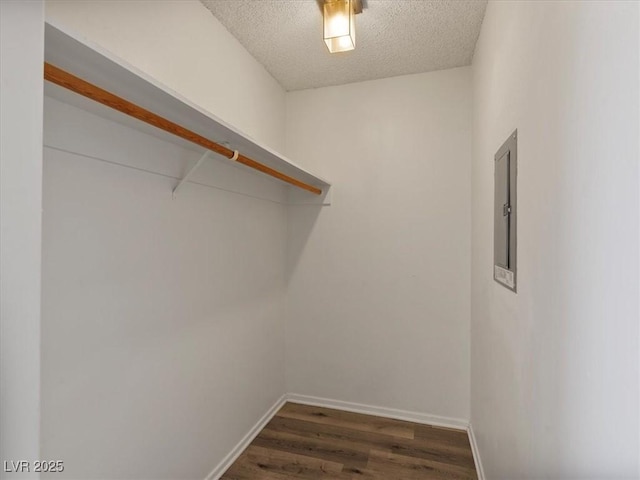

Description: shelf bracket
[172,151,212,199]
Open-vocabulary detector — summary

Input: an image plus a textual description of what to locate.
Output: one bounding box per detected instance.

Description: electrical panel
[494,130,517,292]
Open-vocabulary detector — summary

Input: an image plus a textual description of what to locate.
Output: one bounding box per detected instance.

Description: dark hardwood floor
[221,402,478,479]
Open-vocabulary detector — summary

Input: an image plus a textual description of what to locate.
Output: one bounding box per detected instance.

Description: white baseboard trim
[204,394,287,480]
[285,393,469,431]
[204,393,477,480]
[467,422,486,480]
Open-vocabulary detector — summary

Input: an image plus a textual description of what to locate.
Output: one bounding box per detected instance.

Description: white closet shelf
[43,22,332,204]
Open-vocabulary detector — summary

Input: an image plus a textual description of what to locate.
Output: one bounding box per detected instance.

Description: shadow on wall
[286,204,324,286]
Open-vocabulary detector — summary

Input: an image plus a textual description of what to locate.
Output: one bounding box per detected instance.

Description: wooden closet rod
[43,63,322,195]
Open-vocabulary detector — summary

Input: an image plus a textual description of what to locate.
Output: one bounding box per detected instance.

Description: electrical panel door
[494,131,517,291]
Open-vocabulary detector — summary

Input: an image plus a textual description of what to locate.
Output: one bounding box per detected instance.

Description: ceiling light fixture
[323,0,362,54]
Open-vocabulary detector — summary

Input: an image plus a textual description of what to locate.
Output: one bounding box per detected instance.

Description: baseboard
[204,394,287,480]
[285,393,469,430]
[204,393,476,480]
[467,422,486,480]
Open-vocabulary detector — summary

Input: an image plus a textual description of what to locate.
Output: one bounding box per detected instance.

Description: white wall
[471,1,639,478]
[285,68,472,422]
[40,2,289,479]
[41,99,287,480]
[0,2,44,478]
[45,0,286,152]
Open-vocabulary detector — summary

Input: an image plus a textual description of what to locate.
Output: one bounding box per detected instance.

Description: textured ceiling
[201,0,487,91]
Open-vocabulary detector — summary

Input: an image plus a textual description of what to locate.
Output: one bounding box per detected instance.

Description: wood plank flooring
[221,403,478,480]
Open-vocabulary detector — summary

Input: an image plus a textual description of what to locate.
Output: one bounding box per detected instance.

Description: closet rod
[43,63,322,195]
